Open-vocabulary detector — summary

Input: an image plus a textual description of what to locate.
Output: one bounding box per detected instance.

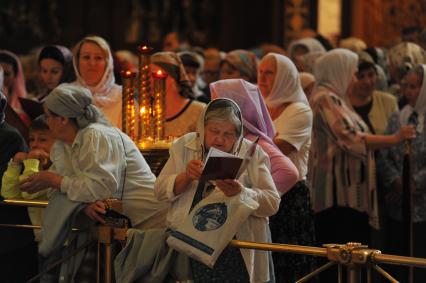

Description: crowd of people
[1,27,426,282]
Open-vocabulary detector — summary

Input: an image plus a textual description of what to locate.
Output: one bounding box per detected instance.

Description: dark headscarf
[38,45,76,84]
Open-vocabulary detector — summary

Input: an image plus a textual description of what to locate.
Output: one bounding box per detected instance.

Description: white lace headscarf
[72,36,118,108]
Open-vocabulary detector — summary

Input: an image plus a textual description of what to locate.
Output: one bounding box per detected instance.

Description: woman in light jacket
[154,98,280,283]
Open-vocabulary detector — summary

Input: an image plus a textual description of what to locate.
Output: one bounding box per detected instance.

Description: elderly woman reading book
[154,98,280,283]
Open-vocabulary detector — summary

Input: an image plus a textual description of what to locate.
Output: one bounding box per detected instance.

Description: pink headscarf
[0,50,30,125]
[210,79,276,145]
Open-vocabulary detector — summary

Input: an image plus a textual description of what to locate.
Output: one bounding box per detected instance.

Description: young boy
[1,114,55,241]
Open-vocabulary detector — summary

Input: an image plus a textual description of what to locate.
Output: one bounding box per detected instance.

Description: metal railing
[2,198,426,283]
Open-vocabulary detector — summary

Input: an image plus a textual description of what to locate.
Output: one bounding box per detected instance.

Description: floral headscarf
[222,49,258,83]
[388,42,426,81]
[152,51,194,98]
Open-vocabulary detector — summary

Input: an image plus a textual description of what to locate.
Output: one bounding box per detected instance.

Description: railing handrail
[0,198,48,207]
[2,197,426,282]
[229,240,426,269]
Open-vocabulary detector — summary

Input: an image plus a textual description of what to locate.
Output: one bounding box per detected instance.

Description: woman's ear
[60,116,70,126]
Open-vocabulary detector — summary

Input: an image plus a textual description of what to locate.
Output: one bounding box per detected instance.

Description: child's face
[29,129,55,153]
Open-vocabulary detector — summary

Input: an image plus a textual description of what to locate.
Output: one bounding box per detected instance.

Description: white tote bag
[166,189,259,268]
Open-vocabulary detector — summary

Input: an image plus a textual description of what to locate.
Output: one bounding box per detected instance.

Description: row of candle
[121,45,168,148]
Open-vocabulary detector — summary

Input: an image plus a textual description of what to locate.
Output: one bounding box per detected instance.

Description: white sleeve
[240,147,281,217]
[60,129,122,202]
[275,103,313,151]
[154,142,183,203]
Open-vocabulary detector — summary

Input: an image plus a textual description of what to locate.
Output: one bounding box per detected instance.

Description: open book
[200,137,259,181]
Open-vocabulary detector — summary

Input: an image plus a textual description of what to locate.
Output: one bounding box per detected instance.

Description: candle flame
[156,70,163,76]
[140,106,145,114]
[142,46,148,50]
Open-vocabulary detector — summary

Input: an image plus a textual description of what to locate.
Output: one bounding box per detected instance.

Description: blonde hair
[73,35,111,69]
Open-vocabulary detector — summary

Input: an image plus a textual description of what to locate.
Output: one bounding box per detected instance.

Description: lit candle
[121,70,136,141]
[152,69,168,141]
[137,45,154,145]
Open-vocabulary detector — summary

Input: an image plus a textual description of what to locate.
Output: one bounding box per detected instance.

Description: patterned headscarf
[210,79,276,145]
[314,48,358,99]
[44,83,110,129]
[388,42,426,81]
[339,37,367,53]
[223,49,258,83]
[73,36,117,107]
[152,51,193,98]
[261,53,308,108]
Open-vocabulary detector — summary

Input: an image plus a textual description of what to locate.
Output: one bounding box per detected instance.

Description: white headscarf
[287,37,326,58]
[300,51,325,74]
[262,53,308,108]
[400,65,426,133]
[196,98,244,158]
[314,48,358,98]
[72,36,119,108]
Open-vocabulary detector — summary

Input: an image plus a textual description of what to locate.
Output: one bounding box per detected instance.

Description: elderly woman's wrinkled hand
[215,179,243,197]
[19,171,62,193]
[186,160,204,181]
[84,201,107,224]
[397,124,417,142]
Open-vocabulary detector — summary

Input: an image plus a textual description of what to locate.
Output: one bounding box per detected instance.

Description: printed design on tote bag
[193,203,227,231]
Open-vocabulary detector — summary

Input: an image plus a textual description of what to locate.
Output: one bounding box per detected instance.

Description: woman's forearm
[363,133,401,150]
[173,172,192,196]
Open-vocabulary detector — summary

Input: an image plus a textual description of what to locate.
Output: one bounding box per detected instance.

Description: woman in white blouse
[258,52,316,282]
[20,84,167,229]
